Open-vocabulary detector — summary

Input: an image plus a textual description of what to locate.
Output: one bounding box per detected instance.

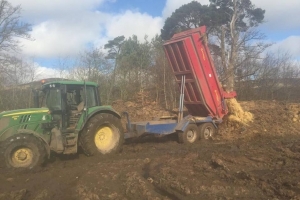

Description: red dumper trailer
[124,26,236,143]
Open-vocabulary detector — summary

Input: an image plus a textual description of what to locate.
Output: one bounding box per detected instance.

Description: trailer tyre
[178,124,199,144]
[198,123,216,140]
[2,134,47,169]
[80,113,124,156]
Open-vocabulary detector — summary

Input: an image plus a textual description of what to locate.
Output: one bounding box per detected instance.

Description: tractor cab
[42,81,100,131]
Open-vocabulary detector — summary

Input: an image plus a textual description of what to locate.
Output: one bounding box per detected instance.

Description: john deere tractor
[0,80,124,169]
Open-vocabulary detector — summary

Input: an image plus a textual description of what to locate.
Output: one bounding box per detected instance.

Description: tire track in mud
[1,136,300,199]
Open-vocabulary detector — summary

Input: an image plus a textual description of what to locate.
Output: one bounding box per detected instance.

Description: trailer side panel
[163,26,230,119]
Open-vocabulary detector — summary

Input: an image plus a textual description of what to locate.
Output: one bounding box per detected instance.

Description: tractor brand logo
[42,115,46,120]
[12,116,19,120]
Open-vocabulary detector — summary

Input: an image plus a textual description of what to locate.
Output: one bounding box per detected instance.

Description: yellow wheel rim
[94,126,115,152]
[11,148,33,167]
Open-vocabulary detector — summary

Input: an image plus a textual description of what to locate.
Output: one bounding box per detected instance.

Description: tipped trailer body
[125,26,236,142]
[163,26,236,120]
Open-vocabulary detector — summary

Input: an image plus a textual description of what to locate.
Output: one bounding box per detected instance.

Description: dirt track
[1,100,300,200]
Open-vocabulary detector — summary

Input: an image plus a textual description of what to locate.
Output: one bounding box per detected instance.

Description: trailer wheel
[2,134,47,169]
[80,113,124,156]
[178,124,199,144]
[198,123,216,140]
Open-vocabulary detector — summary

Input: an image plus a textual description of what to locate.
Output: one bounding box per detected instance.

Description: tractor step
[64,133,77,146]
[63,133,78,154]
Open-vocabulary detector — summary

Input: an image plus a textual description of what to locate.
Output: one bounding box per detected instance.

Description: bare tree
[211,0,270,91]
[0,0,31,66]
[0,0,31,94]
[235,51,300,101]
[54,56,74,78]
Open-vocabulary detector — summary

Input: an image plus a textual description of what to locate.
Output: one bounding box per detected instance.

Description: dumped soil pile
[225,98,254,125]
[219,100,300,139]
[1,100,300,200]
[113,91,175,121]
[112,100,172,122]
[111,92,173,131]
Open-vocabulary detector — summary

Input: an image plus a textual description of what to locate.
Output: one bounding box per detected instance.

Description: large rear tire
[80,113,124,156]
[178,124,199,144]
[2,134,47,169]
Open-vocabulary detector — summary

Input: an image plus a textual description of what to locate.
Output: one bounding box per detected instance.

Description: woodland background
[0,0,299,111]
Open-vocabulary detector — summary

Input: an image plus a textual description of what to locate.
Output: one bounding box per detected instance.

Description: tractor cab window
[45,88,62,111]
[66,85,98,109]
[64,85,97,129]
[84,86,97,107]
[66,89,82,108]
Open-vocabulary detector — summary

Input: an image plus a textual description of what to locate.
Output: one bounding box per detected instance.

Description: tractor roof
[43,80,98,87]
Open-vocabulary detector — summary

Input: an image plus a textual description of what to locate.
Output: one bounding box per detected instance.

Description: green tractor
[0,80,124,169]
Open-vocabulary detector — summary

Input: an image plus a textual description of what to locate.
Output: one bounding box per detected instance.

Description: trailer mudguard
[175,115,216,132]
[175,115,194,132]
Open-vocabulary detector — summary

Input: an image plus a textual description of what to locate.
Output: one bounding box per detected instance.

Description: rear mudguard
[76,107,121,132]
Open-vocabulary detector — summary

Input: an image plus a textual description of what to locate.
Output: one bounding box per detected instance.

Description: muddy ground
[1,100,300,200]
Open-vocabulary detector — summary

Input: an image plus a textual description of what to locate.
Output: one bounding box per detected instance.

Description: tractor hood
[0,108,51,142]
[0,108,49,119]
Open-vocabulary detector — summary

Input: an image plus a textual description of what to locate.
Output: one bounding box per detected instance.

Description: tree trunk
[227,0,239,91]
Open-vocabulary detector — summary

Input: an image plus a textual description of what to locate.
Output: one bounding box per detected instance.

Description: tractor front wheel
[80,113,124,156]
[2,134,47,169]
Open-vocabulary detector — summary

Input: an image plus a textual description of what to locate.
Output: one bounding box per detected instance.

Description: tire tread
[80,113,124,156]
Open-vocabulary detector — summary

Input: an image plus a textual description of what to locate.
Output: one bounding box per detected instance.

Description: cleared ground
[1,100,300,200]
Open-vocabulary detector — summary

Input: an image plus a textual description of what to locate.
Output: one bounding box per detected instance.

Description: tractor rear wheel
[178,124,199,144]
[2,134,47,169]
[198,123,216,140]
[80,113,124,156]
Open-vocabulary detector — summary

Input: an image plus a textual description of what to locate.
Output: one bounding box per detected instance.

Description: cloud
[9,0,106,23]
[268,36,300,59]
[105,10,163,41]
[12,0,162,59]
[9,0,111,58]
[35,66,61,80]
[251,0,300,32]
[20,11,109,58]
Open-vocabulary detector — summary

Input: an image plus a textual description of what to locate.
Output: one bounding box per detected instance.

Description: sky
[8,0,300,79]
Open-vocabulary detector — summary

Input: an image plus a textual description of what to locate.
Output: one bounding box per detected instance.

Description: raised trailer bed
[125,26,236,143]
[163,26,236,120]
